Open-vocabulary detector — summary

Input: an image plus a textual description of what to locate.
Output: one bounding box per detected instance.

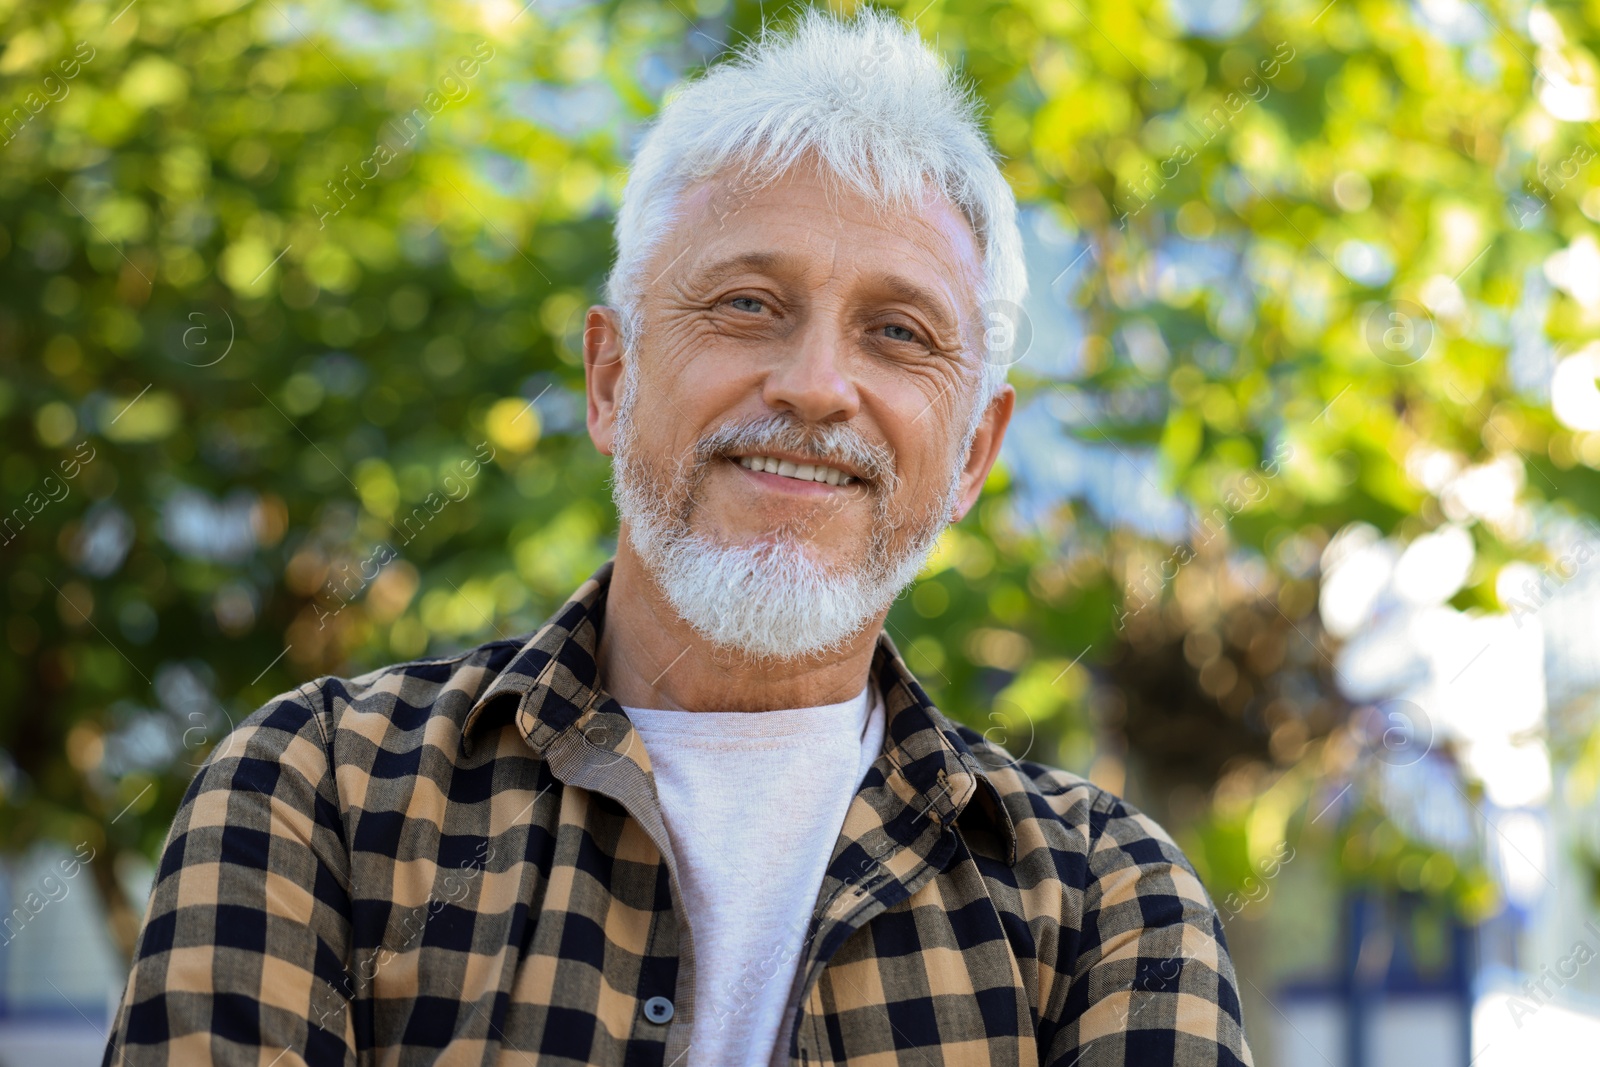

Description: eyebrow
[680,251,798,290]
[870,275,959,337]
[683,252,962,337]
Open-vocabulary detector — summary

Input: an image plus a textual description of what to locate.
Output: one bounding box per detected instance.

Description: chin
[641,530,885,661]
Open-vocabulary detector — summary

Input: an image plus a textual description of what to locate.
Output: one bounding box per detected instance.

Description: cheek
[640,316,751,401]
[642,325,775,430]
[625,358,735,481]
[872,371,969,475]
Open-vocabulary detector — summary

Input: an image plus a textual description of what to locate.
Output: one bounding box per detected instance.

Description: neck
[595,535,883,712]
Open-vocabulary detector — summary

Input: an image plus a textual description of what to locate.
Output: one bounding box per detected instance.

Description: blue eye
[883,324,917,342]
[730,297,763,312]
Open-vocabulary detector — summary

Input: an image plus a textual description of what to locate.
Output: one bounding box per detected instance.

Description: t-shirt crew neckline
[620,688,875,741]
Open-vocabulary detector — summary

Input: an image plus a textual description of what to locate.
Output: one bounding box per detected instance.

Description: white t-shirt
[622,683,886,1067]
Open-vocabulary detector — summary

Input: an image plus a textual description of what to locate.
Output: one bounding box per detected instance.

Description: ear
[949,384,1014,524]
[584,305,626,457]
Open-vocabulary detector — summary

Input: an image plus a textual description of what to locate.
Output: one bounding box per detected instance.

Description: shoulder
[945,717,1199,889]
[202,635,530,785]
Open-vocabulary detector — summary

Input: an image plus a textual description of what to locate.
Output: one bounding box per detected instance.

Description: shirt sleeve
[1040,794,1254,1067]
[104,691,358,1067]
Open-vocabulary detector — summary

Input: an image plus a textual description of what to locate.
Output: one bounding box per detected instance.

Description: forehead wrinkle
[678,249,804,293]
[672,166,982,338]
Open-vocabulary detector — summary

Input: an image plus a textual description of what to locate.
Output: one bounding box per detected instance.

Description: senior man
[107,10,1251,1067]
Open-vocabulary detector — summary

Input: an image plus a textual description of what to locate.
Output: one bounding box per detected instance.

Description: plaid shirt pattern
[105,561,1253,1066]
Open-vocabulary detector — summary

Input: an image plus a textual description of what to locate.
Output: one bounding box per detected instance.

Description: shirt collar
[463,560,1018,866]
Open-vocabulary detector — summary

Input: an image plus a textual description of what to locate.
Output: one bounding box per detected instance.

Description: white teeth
[735,455,853,486]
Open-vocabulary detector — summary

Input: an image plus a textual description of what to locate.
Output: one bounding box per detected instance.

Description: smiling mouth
[732,454,857,486]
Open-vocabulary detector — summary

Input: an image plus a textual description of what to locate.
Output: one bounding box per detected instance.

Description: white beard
[609,361,970,662]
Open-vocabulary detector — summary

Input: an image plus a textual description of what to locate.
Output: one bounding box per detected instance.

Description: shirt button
[643,996,674,1024]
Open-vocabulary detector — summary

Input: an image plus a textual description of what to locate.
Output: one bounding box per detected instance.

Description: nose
[760,316,860,424]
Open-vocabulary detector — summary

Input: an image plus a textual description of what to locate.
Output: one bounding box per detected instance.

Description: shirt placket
[770,757,967,1067]
[523,693,702,1065]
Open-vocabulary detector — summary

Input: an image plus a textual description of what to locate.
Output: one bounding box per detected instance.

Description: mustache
[692,412,898,491]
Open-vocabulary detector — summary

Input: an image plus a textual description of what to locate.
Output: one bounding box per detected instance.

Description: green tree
[1,0,1595,967]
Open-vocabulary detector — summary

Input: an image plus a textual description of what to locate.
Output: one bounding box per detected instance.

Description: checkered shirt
[105,561,1253,1066]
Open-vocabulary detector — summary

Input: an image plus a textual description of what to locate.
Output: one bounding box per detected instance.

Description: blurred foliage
[3,0,1598,959]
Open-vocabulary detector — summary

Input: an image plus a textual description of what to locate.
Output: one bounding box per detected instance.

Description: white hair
[603,6,1029,402]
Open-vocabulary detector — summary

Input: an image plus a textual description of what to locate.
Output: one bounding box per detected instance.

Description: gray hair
[603,6,1028,402]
